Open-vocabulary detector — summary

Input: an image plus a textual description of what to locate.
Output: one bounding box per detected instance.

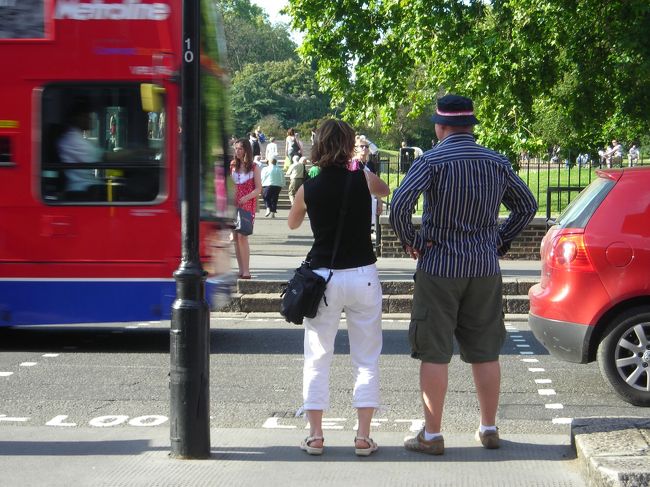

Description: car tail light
[547,232,595,272]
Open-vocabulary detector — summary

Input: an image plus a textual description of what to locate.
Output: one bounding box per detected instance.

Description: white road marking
[128,415,168,427]
[89,415,129,427]
[538,389,556,396]
[42,353,60,358]
[521,358,539,363]
[46,415,77,427]
[0,372,13,377]
[394,419,425,432]
[552,418,573,424]
[306,418,346,430]
[262,417,296,429]
[516,344,531,348]
[519,351,534,355]
[19,362,37,367]
[545,404,564,409]
[535,379,552,384]
[528,367,546,372]
[0,414,29,422]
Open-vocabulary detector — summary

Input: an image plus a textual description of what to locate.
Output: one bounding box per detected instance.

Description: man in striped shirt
[390,94,537,455]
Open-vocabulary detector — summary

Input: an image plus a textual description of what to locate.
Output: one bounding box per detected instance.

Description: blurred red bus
[0,0,233,326]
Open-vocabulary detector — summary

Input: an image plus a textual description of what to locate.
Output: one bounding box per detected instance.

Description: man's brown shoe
[475,428,500,449]
[403,428,444,455]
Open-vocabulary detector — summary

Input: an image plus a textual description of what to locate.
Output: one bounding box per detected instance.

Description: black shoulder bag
[280,172,352,325]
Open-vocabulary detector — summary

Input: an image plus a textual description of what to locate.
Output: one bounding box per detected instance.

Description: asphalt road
[0,316,641,434]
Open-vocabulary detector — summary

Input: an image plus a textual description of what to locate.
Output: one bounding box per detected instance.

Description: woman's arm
[287,186,307,229]
[364,169,390,198]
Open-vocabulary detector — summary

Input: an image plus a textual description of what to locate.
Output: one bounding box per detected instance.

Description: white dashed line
[516,344,531,348]
[535,379,552,384]
[552,418,573,424]
[519,351,534,355]
[521,358,539,363]
[42,353,60,358]
[19,362,37,367]
[528,367,546,372]
[538,389,556,396]
[545,403,564,409]
[0,372,14,377]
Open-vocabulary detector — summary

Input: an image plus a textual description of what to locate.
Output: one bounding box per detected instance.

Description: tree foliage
[286,0,650,156]
[215,0,299,73]
[230,60,331,135]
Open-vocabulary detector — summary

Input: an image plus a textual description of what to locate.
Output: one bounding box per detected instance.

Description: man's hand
[405,245,420,260]
[405,241,432,260]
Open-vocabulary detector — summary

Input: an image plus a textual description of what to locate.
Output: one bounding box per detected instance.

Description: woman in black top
[288,119,390,456]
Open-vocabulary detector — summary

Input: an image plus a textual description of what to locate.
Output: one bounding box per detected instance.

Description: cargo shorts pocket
[408,306,429,358]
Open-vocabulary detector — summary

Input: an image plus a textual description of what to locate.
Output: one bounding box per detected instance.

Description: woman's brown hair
[231,138,253,173]
[311,119,355,169]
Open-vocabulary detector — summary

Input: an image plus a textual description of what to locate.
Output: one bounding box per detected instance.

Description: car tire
[597,306,650,407]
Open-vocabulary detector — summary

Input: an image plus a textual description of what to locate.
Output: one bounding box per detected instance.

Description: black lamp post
[169,0,211,459]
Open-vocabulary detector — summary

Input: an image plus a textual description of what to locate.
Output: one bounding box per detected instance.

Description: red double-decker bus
[0,0,233,326]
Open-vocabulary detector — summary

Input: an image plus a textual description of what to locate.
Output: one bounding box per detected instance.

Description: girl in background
[231,138,262,279]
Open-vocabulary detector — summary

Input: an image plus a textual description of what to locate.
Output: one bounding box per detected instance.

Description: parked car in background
[529,167,650,406]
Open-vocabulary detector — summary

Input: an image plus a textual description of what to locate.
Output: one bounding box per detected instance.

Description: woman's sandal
[300,436,324,455]
[354,436,378,456]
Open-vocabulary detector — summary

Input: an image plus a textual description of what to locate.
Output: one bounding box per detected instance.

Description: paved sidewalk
[1,426,586,487]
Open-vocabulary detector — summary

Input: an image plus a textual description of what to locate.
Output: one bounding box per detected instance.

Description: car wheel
[597,306,650,407]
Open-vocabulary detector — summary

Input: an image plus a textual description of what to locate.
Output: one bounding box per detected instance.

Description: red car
[529,167,650,406]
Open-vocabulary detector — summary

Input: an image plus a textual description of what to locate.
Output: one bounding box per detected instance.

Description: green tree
[216,0,299,73]
[286,0,650,156]
[230,60,330,135]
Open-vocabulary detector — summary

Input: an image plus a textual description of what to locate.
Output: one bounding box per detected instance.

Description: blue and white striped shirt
[389,133,537,277]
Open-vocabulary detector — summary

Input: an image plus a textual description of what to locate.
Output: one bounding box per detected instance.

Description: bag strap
[304,170,353,283]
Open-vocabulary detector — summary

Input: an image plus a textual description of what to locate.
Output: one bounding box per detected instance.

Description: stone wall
[378,215,547,260]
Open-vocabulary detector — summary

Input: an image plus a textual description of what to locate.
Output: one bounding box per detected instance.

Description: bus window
[40,84,165,204]
[0,136,14,167]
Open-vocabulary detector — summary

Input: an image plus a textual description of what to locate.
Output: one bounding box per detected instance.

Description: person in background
[231,138,262,280]
[286,127,303,162]
[286,155,306,205]
[351,135,383,227]
[288,118,390,457]
[249,132,261,158]
[390,94,537,455]
[265,136,278,162]
[628,144,640,167]
[255,126,267,144]
[57,98,105,200]
[260,156,285,218]
[605,139,623,167]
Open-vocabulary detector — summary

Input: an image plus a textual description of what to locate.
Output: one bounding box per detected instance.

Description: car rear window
[556,177,615,229]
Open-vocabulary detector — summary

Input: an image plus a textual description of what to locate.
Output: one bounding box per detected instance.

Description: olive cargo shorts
[409,270,505,364]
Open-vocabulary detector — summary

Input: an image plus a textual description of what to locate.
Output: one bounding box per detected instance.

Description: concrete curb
[571,417,650,487]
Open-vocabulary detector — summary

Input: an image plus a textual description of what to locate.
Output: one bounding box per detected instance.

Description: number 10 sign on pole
[170,0,211,460]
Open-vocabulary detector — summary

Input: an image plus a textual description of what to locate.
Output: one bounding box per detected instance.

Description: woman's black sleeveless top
[303,166,376,269]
